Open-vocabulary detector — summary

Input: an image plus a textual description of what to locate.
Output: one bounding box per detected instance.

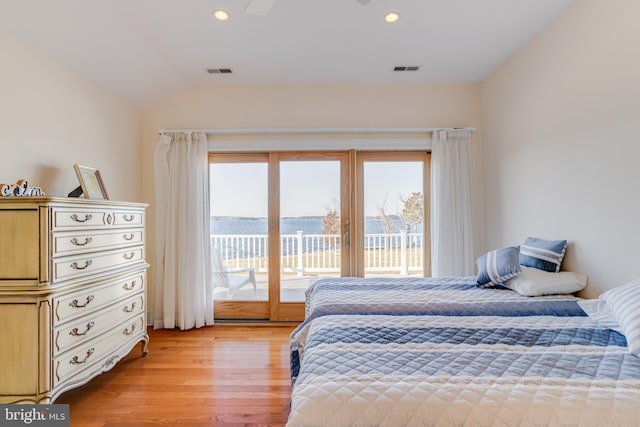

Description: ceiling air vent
[206,68,233,74]
[393,66,420,72]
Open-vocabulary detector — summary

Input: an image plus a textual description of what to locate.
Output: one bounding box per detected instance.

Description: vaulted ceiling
[0,0,575,107]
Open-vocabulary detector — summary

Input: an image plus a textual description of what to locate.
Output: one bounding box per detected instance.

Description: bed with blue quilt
[287,277,640,426]
[303,276,579,320]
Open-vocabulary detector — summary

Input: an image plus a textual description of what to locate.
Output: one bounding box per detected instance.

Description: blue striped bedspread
[287,314,640,426]
[303,276,580,320]
[292,276,584,379]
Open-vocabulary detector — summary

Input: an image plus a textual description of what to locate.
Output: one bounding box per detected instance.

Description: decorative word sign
[0,179,45,197]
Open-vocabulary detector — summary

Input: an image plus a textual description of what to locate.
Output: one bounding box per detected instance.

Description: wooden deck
[57,324,297,427]
[213,273,332,302]
[215,272,424,302]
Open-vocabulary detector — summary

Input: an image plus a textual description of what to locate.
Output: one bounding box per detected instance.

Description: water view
[211,216,420,235]
[209,159,426,302]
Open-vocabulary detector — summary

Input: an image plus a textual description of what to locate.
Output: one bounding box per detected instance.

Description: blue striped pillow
[519,237,567,273]
[600,278,640,355]
[476,246,521,288]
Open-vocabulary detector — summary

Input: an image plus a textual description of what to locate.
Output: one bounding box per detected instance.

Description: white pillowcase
[600,278,640,355]
[577,299,623,333]
[504,266,587,296]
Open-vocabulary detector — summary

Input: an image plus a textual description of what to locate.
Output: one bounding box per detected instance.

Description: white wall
[141,83,484,297]
[0,28,140,201]
[482,0,640,297]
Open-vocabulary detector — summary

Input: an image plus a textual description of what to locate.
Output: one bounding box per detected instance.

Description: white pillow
[600,278,640,355]
[577,299,623,333]
[504,266,587,296]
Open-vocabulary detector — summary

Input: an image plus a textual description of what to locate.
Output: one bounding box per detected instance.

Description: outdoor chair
[211,247,258,299]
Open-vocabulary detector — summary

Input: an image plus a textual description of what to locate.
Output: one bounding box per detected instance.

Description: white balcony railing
[211,231,423,275]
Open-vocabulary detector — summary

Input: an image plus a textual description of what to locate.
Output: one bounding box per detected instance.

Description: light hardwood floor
[57,324,297,427]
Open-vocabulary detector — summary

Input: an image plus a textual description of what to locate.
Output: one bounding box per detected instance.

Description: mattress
[287,313,640,427]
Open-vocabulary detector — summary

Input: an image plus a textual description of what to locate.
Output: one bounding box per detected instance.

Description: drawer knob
[123,323,137,335]
[123,214,135,222]
[122,233,135,241]
[69,321,95,337]
[123,252,135,260]
[69,348,95,365]
[70,295,94,308]
[71,260,93,270]
[70,214,92,223]
[70,236,93,246]
[123,302,137,313]
[122,280,137,291]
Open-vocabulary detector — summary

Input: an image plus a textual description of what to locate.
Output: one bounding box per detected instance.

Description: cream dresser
[0,197,149,403]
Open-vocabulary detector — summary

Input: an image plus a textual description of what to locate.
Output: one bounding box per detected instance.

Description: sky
[210,161,423,217]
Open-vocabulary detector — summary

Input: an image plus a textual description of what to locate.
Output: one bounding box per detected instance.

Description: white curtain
[431,129,475,277]
[153,132,213,330]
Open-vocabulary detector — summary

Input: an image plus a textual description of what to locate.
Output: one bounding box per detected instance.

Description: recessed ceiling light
[384,12,399,23]
[213,9,229,21]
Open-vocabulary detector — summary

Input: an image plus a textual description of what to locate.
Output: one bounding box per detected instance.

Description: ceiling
[0,0,575,108]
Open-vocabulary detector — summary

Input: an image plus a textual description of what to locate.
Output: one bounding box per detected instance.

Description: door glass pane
[280,161,341,302]
[210,163,268,301]
[363,161,424,277]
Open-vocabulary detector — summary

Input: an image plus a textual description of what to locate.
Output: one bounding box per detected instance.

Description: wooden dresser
[0,197,149,403]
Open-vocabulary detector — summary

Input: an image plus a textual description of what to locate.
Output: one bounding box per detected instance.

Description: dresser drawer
[52,229,144,258]
[53,314,145,387]
[52,247,144,283]
[112,210,144,227]
[53,293,144,357]
[52,207,144,231]
[52,208,112,230]
[53,272,144,324]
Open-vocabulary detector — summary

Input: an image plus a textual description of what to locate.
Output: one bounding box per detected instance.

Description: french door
[354,152,431,278]
[209,154,271,319]
[209,150,428,321]
[209,152,350,321]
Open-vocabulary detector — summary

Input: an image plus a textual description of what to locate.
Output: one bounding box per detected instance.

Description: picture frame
[73,164,109,200]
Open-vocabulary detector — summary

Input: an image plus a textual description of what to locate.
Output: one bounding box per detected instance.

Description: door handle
[344,231,350,249]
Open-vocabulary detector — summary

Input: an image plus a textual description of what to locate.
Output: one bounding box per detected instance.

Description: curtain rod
[157,127,475,136]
